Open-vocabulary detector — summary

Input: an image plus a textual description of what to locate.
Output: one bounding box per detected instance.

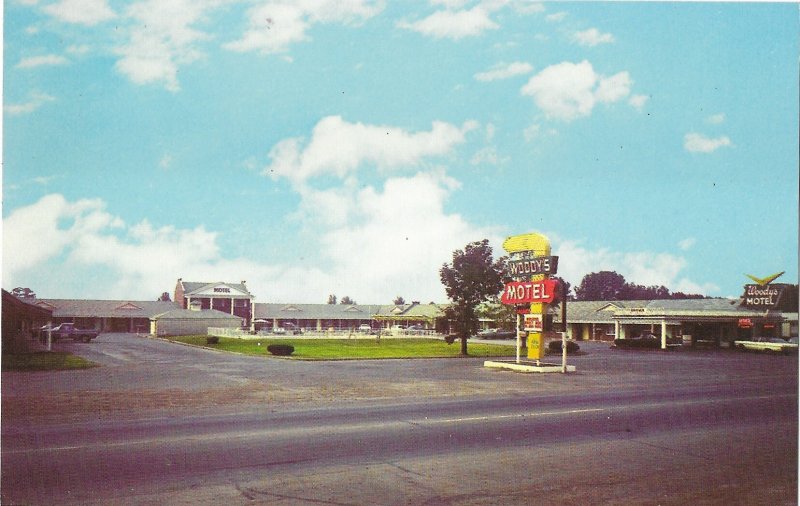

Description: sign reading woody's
[507,255,559,280]
[740,271,787,309]
[502,232,559,361]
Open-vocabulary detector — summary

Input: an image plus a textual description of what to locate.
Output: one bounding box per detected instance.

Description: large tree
[574,271,627,301]
[440,239,505,355]
[340,296,356,305]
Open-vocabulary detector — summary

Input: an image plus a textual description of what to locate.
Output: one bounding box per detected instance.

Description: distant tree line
[572,270,708,301]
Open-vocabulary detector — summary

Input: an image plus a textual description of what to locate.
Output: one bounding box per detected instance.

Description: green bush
[206,336,219,345]
[267,344,294,356]
[548,340,580,353]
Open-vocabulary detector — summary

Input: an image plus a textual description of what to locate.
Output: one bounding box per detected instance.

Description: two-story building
[174,279,255,328]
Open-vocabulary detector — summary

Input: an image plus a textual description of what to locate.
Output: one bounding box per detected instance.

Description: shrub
[548,340,580,353]
[267,344,295,356]
[206,336,219,345]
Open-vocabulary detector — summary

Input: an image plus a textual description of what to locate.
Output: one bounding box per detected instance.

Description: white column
[231,298,235,315]
[661,320,667,350]
[614,320,620,340]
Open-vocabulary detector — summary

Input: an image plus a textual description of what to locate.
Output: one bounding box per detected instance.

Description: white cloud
[1,193,280,299]
[264,116,477,185]
[16,54,69,69]
[43,0,116,25]
[684,132,732,153]
[553,238,719,295]
[545,11,567,23]
[678,238,696,251]
[470,147,507,166]
[521,60,632,121]
[706,113,726,124]
[474,61,533,82]
[398,5,499,40]
[572,28,614,47]
[67,44,91,55]
[3,178,495,303]
[114,0,217,92]
[513,1,545,15]
[4,91,56,115]
[225,0,382,54]
[628,94,649,111]
[313,172,498,303]
[159,154,173,169]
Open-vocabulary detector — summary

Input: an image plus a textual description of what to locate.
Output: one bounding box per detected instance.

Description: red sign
[501,279,558,305]
[738,318,752,329]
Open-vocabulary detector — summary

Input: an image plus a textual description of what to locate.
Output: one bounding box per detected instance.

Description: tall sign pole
[502,232,557,364]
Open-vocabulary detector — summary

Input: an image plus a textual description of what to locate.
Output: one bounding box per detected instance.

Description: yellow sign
[745,271,785,286]
[502,233,551,257]
[503,232,551,360]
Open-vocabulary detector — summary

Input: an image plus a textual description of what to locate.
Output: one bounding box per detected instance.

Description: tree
[157,292,171,302]
[550,276,573,302]
[340,296,356,305]
[574,271,627,301]
[393,296,406,305]
[440,239,505,355]
[327,294,337,305]
[11,287,36,299]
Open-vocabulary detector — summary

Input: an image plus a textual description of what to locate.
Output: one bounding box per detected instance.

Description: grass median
[168,336,515,360]
[2,352,99,371]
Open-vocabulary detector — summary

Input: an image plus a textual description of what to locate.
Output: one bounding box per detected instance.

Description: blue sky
[3,0,798,303]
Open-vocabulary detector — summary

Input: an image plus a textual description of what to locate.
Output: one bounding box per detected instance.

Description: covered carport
[612,299,784,349]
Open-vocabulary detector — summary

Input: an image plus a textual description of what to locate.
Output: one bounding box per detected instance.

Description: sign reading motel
[507,255,558,279]
[741,284,786,308]
[501,279,558,305]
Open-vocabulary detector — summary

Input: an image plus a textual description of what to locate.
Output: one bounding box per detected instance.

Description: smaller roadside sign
[523,314,543,332]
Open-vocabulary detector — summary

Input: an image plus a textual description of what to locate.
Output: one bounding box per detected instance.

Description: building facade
[174,279,254,328]
[554,298,792,348]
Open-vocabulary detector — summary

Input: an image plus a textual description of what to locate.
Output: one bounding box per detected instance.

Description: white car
[734,337,798,354]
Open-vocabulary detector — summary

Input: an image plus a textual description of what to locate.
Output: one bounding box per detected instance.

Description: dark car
[477,328,516,339]
[613,333,660,349]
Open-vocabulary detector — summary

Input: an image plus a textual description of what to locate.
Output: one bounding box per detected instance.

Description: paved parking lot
[3,333,797,425]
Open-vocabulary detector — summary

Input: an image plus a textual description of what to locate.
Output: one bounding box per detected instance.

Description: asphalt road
[2,334,797,505]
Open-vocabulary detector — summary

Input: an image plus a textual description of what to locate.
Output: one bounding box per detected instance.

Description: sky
[2,0,798,304]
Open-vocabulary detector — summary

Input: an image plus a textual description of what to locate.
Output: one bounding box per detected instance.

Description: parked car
[613,333,681,349]
[359,324,371,332]
[477,328,516,339]
[283,323,303,335]
[41,323,99,343]
[735,337,798,354]
[613,333,660,349]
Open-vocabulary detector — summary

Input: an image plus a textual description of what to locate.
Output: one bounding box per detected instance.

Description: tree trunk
[460,334,468,356]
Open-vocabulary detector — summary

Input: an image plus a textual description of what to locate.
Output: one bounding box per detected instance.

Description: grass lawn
[2,352,99,372]
[168,336,515,360]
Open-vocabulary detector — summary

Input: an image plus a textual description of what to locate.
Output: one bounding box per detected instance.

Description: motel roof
[35,299,180,319]
[552,298,784,324]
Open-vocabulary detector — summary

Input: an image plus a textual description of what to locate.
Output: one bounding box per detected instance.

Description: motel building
[5,276,796,345]
[174,279,255,329]
[553,287,796,348]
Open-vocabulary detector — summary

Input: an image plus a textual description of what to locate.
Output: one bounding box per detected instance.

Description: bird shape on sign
[745,271,785,286]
